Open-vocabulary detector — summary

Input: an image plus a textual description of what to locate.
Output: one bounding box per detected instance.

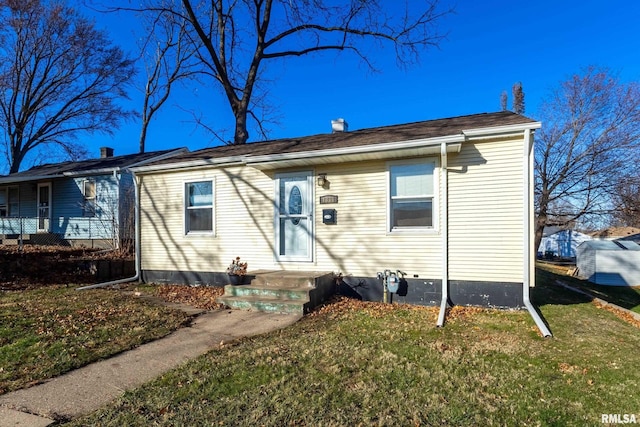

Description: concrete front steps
[217,270,335,315]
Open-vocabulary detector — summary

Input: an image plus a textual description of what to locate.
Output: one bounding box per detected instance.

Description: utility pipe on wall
[436,142,449,327]
[76,170,141,291]
[522,128,552,337]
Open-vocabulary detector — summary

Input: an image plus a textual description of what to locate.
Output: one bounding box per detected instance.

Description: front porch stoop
[218,270,335,315]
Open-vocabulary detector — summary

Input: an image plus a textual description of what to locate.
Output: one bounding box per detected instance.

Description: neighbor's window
[185,180,214,234]
[0,187,19,217]
[0,187,7,217]
[389,160,435,229]
[83,180,96,217]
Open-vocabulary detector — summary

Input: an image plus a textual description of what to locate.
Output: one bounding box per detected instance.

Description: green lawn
[0,285,191,394]
[68,277,640,426]
[537,261,640,314]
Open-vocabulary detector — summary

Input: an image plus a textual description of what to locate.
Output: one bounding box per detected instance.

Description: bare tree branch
[115,0,452,145]
[0,1,136,173]
[534,66,640,249]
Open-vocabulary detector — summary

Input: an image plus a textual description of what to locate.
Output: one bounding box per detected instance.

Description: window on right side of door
[389,161,435,230]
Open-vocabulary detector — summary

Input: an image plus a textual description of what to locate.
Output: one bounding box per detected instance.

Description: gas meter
[377,269,406,303]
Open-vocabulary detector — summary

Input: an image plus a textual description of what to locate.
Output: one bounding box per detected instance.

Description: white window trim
[82,179,96,217]
[184,178,216,236]
[386,158,439,234]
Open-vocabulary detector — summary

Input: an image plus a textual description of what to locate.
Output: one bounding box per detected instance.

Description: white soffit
[246,138,463,171]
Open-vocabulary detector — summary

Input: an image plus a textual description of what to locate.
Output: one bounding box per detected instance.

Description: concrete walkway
[0,308,302,426]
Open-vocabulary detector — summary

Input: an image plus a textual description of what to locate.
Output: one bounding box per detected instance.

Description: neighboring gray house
[0,147,185,248]
[576,240,640,286]
[538,229,592,259]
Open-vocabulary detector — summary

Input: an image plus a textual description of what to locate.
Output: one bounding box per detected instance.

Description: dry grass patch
[70,281,640,426]
[0,285,191,394]
[153,285,225,310]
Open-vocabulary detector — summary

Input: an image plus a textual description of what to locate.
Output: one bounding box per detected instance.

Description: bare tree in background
[500,90,508,111]
[119,0,452,145]
[512,81,524,114]
[138,8,200,153]
[0,0,136,173]
[610,176,640,228]
[534,66,640,250]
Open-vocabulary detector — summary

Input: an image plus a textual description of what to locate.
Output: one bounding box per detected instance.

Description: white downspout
[76,170,141,291]
[522,128,552,337]
[436,142,448,327]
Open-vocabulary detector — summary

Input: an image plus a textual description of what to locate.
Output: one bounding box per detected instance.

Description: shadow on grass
[535,263,640,312]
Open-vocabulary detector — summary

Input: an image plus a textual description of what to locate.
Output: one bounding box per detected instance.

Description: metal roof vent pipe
[100,147,114,158]
[331,118,348,133]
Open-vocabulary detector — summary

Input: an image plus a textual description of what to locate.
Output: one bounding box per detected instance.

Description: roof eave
[63,168,119,177]
[131,157,247,174]
[462,121,541,139]
[0,174,61,184]
[245,134,465,170]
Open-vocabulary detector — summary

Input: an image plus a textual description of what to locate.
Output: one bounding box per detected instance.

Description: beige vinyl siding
[139,136,526,283]
[447,136,524,282]
[309,160,442,278]
[140,166,275,273]
[139,159,443,279]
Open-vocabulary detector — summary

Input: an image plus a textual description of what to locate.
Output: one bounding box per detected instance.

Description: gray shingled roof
[0,149,181,182]
[149,111,538,166]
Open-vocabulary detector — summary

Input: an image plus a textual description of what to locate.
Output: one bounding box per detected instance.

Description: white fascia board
[0,174,61,184]
[63,168,119,177]
[131,157,246,174]
[462,122,542,138]
[245,134,466,166]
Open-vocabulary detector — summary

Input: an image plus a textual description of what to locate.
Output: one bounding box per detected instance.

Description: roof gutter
[0,174,61,184]
[63,168,120,177]
[131,158,246,174]
[76,169,141,291]
[245,134,465,166]
[462,121,542,138]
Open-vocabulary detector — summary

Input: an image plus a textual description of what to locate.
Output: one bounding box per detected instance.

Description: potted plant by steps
[226,257,248,285]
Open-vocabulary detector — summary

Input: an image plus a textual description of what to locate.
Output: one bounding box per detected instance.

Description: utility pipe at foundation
[522,128,552,338]
[76,171,141,291]
[436,142,449,327]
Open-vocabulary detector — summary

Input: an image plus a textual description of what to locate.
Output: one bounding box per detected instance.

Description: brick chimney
[100,147,114,158]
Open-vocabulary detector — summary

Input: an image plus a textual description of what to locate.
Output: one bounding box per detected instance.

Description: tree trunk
[233,109,249,145]
[139,121,148,153]
[534,213,547,257]
[9,141,23,174]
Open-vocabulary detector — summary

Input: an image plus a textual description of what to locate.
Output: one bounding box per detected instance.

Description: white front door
[37,182,51,232]
[275,172,313,261]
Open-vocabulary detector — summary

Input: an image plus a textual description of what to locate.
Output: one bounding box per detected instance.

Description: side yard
[66,273,640,426]
[537,261,640,314]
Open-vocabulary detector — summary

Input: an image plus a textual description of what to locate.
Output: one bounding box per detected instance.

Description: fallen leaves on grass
[155,285,225,310]
[310,295,438,319]
[594,301,640,329]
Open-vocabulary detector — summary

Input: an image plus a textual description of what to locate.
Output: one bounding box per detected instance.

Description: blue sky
[84,0,640,159]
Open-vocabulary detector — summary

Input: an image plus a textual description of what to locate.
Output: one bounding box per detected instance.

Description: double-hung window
[83,180,96,217]
[389,160,435,230]
[185,180,214,234]
[0,187,19,217]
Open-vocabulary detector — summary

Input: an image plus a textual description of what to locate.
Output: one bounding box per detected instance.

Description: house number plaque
[319,195,338,204]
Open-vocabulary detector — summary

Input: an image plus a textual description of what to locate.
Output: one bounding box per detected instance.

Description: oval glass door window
[289,185,302,225]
